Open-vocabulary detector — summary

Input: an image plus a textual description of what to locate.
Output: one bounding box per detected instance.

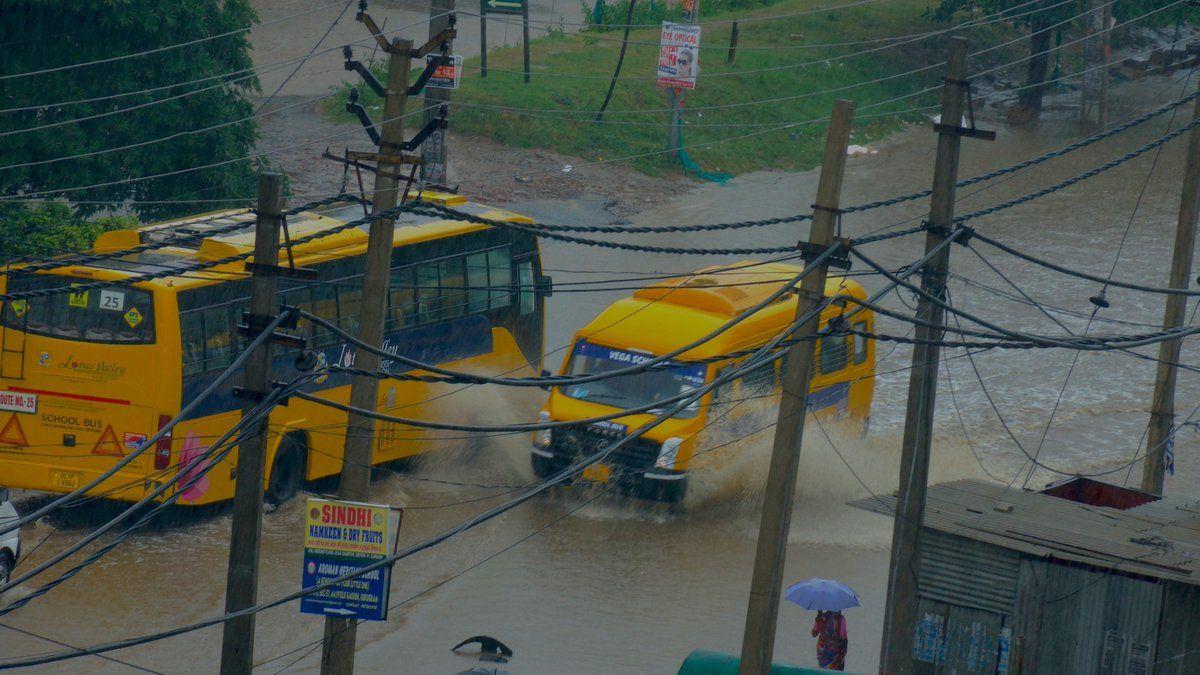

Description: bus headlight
[534,411,552,448]
[654,437,683,469]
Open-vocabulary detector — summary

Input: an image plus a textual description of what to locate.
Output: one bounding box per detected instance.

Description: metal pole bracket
[797,240,851,270]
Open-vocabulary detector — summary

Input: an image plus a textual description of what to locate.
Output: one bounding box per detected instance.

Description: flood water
[7,73,1200,673]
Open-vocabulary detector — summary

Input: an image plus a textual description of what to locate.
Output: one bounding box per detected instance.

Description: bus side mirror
[537,274,553,299]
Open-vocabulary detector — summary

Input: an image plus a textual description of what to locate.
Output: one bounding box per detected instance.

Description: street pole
[666,2,699,152]
[727,21,740,64]
[1100,0,1112,128]
[320,37,413,675]
[479,0,488,78]
[219,173,283,675]
[1143,87,1200,495]
[423,0,454,185]
[738,99,855,675]
[667,88,682,151]
[879,38,970,675]
[521,0,531,84]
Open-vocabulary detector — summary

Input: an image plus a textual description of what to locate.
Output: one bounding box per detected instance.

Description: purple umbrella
[784,578,860,611]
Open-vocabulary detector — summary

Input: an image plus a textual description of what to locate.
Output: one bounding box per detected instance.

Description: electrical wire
[0,225,967,668]
[0,313,802,669]
[0,310,291,537]
[0,0,1158,204]
[0,0,348,82]
[0,379,300,596]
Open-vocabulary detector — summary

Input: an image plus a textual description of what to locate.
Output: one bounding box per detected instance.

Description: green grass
[325,0,1021,178]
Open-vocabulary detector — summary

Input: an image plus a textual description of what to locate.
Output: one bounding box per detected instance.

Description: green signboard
[484,0,525,15]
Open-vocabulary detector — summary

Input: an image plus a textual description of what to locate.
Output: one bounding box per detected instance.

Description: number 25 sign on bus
[300,498,397,621]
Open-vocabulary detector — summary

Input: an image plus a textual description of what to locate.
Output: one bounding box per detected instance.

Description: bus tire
[265,434,307,508]
[0,552,11,588]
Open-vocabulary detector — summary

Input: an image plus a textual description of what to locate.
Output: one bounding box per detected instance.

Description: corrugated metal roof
[850,479,1200,586]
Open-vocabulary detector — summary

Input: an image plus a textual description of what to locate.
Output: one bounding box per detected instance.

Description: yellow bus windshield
[559,341,707,418]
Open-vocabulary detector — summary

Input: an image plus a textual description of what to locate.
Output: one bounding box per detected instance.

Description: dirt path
[256,97,680,217]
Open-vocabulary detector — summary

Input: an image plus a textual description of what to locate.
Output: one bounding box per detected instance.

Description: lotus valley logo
[56,355,126,379]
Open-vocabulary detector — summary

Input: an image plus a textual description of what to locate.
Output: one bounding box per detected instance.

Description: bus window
[311,286,338,345]
[181,311,205,376]
[339,282,363,336]
[853,323,869,364]
[488,248,512,308]
[818,334,848,374]
[465,252,489,313]
[201,306,235,370]
[440,257,466,319]
[1,276,156,344]
[388,266,416,330]
[416,262,440,323]
[518,258,535,315]
[739,360,774,395]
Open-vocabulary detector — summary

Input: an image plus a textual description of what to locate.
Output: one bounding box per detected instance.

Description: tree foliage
[0,202,133,260]
[0,0,263,220]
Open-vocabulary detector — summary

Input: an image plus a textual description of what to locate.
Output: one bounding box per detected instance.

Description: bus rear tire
[531,453,555,479]
[266,435,306,509]
[0,552,11,588]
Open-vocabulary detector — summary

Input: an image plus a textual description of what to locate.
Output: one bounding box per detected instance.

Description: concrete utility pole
[423,0,454,185]
[1144,88,1200,495]
[219,173,283,675]
[738,99,855,675]
[879,38,973,675]
[320,37,413,675]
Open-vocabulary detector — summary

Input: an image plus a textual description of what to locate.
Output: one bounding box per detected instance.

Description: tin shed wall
[918,530,1020,616]
[1156,582,1200,675]
[1030,560,1161,674]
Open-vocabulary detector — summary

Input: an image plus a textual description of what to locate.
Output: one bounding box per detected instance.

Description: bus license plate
[581,464,611,483]
[50,470,79,490]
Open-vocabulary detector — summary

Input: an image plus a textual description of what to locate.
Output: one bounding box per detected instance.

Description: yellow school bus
[0,193,547,506]
[531,261,873,502]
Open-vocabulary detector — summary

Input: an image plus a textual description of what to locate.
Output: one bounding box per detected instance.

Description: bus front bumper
[531,446,688,503]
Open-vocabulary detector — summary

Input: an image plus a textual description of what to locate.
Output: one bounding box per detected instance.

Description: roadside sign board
[657,22,701,90]
[426,54,463,90]
[483,0,524,15]
[300,497,395,621]
[681,0,699,23]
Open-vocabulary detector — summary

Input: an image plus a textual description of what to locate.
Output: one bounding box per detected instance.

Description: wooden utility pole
[1143,88,1200,495]
[879,38,981,675]
[320,37,413,675]
[738,99,854,675]
[727,21,740,64]
[423,0,455,185]
[219,173,284,675]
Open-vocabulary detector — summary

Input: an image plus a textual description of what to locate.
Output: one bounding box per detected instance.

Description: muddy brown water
[7,75,1200,673]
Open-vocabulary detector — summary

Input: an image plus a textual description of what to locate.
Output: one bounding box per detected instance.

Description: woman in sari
[811,609,848,670]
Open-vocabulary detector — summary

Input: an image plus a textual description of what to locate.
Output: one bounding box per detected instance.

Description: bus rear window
[1,275,155,344]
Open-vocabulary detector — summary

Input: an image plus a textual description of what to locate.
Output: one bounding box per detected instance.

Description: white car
[0,488,18,587]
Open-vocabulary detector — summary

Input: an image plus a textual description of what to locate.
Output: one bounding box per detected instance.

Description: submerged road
[6,74,1200,673]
